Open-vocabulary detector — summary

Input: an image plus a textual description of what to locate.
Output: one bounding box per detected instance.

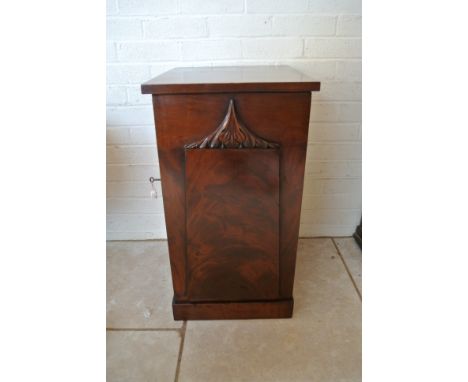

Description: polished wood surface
[185,99,280,149]
[173,299,293,320]
[142,65,320,94]
[186,149,280,301]
[143,65,319,320]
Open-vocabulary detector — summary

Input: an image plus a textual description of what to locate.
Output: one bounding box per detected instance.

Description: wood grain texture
[147,66,319,319]
[185,149,280,301]
[185,99,279,149]
[142,65,320,95]
[173,299,293,320]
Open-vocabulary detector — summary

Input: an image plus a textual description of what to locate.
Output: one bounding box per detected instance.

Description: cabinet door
[185,148,280,301]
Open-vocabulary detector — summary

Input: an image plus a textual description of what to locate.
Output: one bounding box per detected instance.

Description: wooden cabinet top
[141,65,320,95]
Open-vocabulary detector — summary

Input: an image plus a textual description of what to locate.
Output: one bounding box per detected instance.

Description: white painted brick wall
[336,15,362,36]
[144,17,208,39]
[118,0,178,15]
[106,0,362,240]
[242,38,303,59]
[304,38,362,58]
[272,15,335,36]
[181,39,242,60]
[247,0,309,13]
[208,15,271,37]
[180,0,244,14]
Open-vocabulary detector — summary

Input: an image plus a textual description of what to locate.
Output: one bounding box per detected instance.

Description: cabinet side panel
[153,96,188,299]
[185,149,280,301]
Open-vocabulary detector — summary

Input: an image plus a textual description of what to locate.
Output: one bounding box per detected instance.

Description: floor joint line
[106,328,182,331]
[174,321,187,382]
[331,238,362,301]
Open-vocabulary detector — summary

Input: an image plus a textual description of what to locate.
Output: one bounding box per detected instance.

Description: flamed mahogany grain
[143,66,320,320]
[185,149,280,302]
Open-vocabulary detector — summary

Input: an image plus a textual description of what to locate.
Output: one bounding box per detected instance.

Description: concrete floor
[107,238,362,382]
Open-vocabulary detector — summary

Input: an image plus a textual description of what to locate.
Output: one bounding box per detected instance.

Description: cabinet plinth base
[172,298,293,320]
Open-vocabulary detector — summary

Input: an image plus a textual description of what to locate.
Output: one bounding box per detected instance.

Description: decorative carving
[185,99,279,149]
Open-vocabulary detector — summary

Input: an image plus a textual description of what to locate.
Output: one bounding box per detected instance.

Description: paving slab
[107,241,181,329]
[107,330,181,382]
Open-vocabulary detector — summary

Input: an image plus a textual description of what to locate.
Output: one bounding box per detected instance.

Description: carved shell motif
[185,99,279,149]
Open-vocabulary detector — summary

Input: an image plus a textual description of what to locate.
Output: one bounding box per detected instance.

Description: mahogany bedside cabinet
[141,66,320,320]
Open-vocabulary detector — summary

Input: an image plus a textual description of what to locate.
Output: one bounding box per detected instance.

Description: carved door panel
[184,100,280,301]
